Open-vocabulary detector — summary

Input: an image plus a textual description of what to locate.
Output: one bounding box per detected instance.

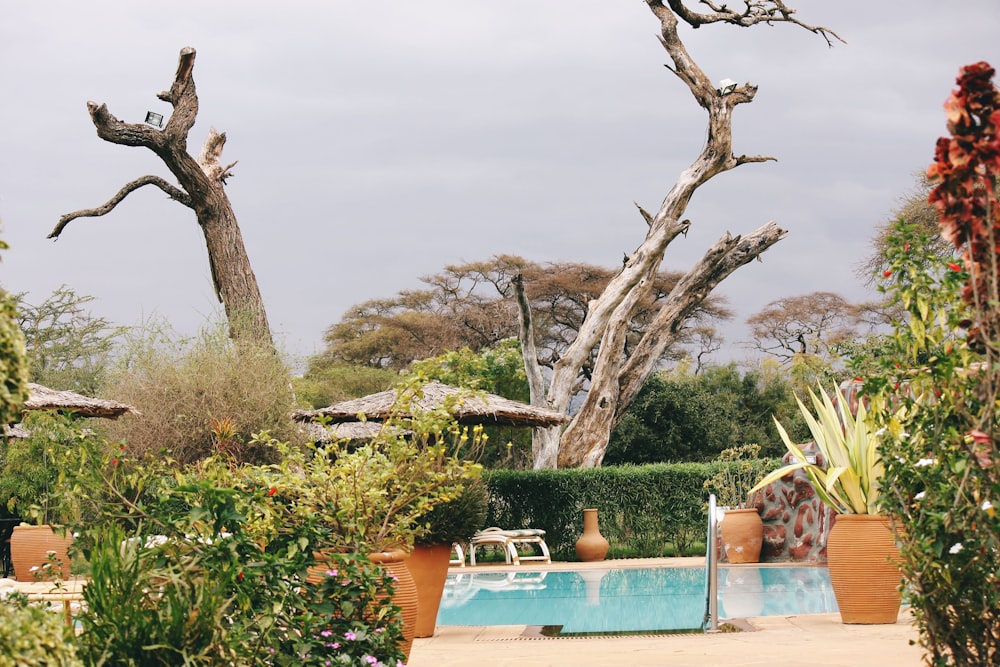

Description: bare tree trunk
[514,273,562,469]
[558,223,786,467]
[516,2,839,468]
[49,47,273,350]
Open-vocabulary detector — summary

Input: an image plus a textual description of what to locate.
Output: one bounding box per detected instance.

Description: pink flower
[344,631,357,641]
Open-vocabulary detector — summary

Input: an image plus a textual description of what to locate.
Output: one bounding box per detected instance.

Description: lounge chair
[450,542,466,567]
[468,527,551,566]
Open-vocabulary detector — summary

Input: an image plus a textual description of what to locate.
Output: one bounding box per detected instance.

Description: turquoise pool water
[437,566,838,634]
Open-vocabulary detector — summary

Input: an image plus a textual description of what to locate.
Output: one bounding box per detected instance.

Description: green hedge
[483,460,778,560]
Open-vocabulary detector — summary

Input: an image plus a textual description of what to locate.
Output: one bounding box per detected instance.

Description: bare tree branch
[664,0,844,46]
[49,175,193,239]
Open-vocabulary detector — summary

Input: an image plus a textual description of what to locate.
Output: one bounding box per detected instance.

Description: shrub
[0,411,104,525]
[863,62,1000,666]
[0,593,81,667]
[0,234,29,428]
[74,455,407,666]
[101,320,300,464]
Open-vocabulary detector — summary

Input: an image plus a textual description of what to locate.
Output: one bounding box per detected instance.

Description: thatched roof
[298,420,399,444]
[23,383,140,419]
[2,423,29,439]
[292,381,569,428]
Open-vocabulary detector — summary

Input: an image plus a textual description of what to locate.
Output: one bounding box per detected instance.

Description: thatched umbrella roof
[22,383,140,419]
[299,420,397,444]
[3,384,140,440]
[292,382,569,428]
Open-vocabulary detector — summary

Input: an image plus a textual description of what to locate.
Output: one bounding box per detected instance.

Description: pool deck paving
[408,557,925,667]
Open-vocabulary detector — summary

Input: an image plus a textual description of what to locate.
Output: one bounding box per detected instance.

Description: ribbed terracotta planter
[308,549,419,661]
[9,525,73,581]
[408,543,453,638]
[720,508,763,564]
[826,514,902,624]
[575,508,610,562]
[368,550,419,660]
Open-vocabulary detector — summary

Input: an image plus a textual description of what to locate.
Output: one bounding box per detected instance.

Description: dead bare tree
[49,47,273,350]
[519,1,842,468]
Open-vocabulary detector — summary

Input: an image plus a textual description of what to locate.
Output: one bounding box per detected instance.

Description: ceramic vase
[9,525,73,581]
[826,514,902,624]
[408,543,453,638]
[575,508,610,562]
[720,508,763,564]
[368,550,419,660]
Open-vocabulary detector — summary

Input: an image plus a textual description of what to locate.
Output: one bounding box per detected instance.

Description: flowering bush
[275,552,406,667]
[864,62,999,666]
[74,455,407,666]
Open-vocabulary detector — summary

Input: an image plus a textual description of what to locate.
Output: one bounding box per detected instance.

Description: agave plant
[751,383,882,514]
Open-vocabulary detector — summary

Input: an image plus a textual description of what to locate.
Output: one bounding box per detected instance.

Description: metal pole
[705,493,720,633]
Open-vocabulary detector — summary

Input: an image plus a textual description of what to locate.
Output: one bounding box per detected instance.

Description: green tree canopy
[16,286,124,395]
[605,363,809,464]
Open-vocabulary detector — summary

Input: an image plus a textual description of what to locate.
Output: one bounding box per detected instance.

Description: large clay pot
[408,543,453,638]
[368,550,419,660]
[720,508,763,564]
[826,514,902,624]
[575,508,610,562]
[9,525,73,581]
[308,550,419,661]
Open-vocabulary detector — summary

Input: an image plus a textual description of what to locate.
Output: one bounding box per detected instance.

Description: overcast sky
[2,1,998,371]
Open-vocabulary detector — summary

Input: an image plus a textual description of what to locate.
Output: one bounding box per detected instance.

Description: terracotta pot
[826,514,902,624]
[9,525,73,581]
[575,508,610,562]
[720,508,763,564]
[408,543,453,638]
[368,550,419,660]
[307,549,419,661]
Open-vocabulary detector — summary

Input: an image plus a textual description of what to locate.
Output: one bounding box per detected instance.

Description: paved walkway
[408,558,926,667]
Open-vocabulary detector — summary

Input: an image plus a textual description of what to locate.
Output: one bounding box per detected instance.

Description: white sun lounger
[468,527,551,566]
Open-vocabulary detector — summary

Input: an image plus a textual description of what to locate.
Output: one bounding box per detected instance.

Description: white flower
[914,491,926,500]
[949,543,964,555]
[915,458,935,467]
[983,500,993,512]
[28,566,39,573]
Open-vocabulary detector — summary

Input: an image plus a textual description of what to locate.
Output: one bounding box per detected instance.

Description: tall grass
[102,320,301,463]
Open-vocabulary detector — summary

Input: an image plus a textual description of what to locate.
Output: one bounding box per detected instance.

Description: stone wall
[753,441,835,563]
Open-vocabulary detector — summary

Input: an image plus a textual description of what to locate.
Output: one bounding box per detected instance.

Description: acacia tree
[313,254,724,378]
[49,48,273,350]
[16,287,124,395]
[746,291,861,364]
[519,1,841,468]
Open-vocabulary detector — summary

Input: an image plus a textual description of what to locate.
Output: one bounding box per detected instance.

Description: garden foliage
[865,62,999,666]
[0,235,29,428]
[73,453,408,667]
[0,593,81,667]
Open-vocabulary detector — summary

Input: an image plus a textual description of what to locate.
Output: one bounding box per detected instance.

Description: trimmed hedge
[484,460,778,560]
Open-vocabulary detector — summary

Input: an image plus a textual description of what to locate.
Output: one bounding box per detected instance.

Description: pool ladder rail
[704,493,721,633]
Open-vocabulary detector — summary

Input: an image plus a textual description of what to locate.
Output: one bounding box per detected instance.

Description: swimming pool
[437,566,838,634]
